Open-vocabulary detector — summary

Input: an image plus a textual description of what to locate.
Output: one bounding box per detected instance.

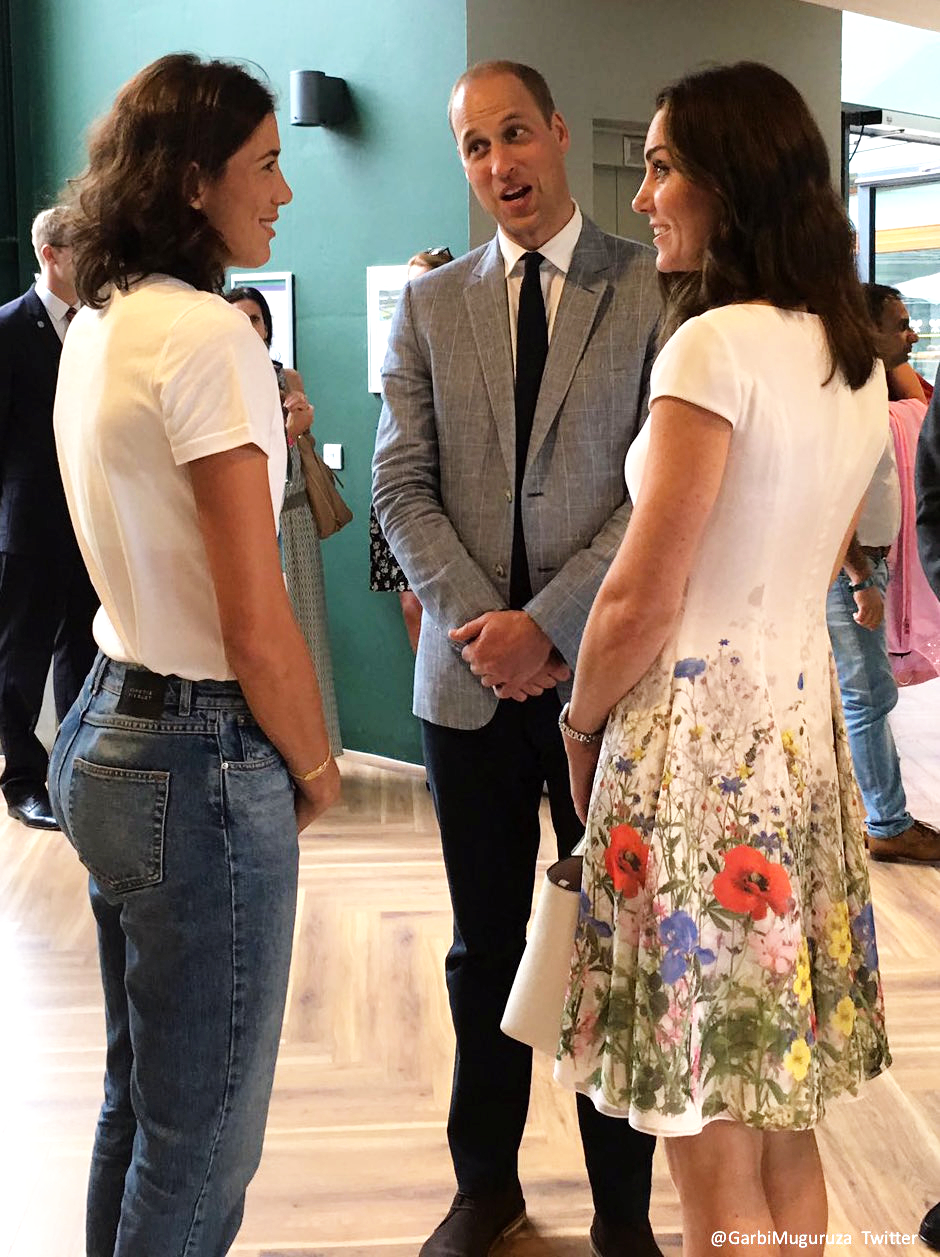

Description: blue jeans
[826,560,912,838]
[48,654,299,1257]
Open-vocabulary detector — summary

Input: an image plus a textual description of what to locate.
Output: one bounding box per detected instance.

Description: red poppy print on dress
[713,845,792,920]
[605,824,650,898]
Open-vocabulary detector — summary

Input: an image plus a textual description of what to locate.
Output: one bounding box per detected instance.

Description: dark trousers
[0,550,97,803]
[422,692,655,1224]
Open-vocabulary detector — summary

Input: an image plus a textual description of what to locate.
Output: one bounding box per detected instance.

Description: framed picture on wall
[366,264,408,394]
[228,270,295,368]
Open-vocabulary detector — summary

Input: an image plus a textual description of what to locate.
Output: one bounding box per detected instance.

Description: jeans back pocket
[69,757,170,897]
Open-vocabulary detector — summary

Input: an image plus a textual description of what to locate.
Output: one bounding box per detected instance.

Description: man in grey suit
[374,61,661,1257]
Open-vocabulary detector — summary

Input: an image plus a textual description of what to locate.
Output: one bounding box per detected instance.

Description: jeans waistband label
[116,669,169,719]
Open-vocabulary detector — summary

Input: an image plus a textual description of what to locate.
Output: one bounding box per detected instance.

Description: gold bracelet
[290,753,333,783]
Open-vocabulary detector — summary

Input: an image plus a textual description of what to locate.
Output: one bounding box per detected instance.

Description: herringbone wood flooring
[1,681,939,1256]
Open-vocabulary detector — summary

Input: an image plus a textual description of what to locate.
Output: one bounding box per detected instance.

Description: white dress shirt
[498,202,583,372]
[857,431,902,547]
[35,279,75,343]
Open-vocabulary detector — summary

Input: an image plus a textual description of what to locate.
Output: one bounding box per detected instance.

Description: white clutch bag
[501,851,584,1056]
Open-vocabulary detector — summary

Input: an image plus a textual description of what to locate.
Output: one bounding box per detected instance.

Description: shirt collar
[497,202,583,277]
[34,278,72,323]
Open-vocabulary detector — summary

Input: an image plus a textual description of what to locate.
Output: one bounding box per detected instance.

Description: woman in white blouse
[49,53,338,1257]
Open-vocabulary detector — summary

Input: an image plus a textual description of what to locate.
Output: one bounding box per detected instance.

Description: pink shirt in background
[886,397,940,686]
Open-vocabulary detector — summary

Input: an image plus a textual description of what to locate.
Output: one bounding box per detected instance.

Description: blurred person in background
[369,246,453,654]
[226,284,341,756]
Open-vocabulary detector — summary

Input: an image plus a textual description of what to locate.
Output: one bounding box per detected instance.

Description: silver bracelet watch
[558,701,605,745]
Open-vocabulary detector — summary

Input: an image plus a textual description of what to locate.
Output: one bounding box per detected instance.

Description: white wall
[802,0,940,34]
[465,0,842,245]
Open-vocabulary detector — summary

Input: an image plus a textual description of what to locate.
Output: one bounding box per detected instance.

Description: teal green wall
[8,0,469,763]
[1,0,19,296]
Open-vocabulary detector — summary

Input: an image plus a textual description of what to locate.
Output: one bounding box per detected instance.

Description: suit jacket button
[495,563,506,578]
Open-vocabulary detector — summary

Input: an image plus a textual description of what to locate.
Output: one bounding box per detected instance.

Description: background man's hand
[853,585,884,631]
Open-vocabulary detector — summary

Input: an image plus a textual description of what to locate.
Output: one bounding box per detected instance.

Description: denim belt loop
[178,679,193,716]
[90,651,110,695]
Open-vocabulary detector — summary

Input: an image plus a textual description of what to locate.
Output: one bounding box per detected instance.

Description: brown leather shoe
[868,820,940,864]
[419,1186,526,1257]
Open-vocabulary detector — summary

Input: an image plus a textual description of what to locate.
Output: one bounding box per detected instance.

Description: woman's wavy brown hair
[654,61,876,390]
[69,53,275,307]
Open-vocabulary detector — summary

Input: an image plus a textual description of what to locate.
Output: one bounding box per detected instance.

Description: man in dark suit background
[374,61,661,1257]
[0,206,97,829]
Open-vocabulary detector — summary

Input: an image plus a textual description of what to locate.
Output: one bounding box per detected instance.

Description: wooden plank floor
[1,681,939,1256]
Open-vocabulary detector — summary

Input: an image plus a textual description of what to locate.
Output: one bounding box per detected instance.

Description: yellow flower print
[781,730,797,755]
[784,1037,812,1081]
[827,927,852,967]
[689,724,705,741]
[827,902,850,933]
[826,903,852,967]
[737,763,753,779]
[661,769,673,788]
[831,996,857,1037]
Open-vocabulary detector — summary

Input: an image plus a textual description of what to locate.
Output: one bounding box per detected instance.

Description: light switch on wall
[322,443,343,470]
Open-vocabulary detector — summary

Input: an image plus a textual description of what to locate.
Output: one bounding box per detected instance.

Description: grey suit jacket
[373,215,659,729]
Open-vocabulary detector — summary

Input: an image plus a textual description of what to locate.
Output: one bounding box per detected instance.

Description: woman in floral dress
[557,63,891,1255]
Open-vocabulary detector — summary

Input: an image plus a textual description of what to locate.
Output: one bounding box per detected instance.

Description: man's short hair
[863,282,903,327]
[31,206,73,264]
[448,60,556,132]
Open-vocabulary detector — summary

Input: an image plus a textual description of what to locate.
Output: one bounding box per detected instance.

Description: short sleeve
[649,313,744,428]
[155,298,283,466]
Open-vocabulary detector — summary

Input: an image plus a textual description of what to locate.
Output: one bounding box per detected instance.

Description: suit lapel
[24,285,64,366]
[526,219,610,471]
[464,239,516,478]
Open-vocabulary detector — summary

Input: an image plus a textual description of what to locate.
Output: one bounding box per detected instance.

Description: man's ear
[552,111,571,155]
[39,242,56,266]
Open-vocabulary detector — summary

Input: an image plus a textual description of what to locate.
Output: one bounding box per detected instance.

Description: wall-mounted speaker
[289,70,351,127]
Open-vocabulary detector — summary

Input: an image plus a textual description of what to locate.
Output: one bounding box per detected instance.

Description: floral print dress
[554,306,892,1135]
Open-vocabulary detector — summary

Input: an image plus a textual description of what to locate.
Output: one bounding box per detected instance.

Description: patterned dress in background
[368,502,410,592]
[280,440,343,757]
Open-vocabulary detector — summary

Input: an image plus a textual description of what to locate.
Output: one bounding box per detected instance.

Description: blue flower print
[719,775,743,795]
[674,658,707,680]
[798,672,804,690]
[616,756,635,774]
[660,911,699,953]
[851,903,878,971]
[660,949,690,984]
[658,911,716,984]
[754,829,780,854]
[719,638,729,646]
[579,891,613,938]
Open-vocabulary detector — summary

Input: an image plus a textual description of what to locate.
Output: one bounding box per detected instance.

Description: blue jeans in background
[826,559,912,839]
[49,654,299,1257]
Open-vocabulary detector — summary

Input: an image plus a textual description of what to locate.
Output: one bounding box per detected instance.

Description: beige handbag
[296,432,353,539]
[501,853,583,1056]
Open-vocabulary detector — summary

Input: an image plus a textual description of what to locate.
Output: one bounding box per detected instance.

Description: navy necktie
[510,251,547,608]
